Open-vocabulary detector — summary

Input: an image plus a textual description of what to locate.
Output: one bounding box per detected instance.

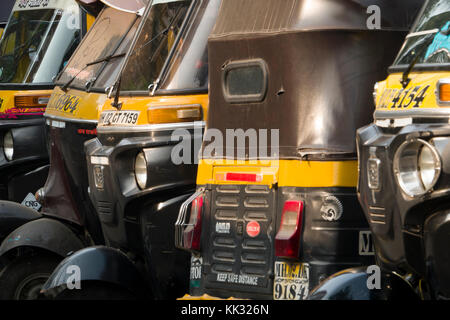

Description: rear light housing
[275,200,304,259]
[215,172,263,183]
[182,195,204,251]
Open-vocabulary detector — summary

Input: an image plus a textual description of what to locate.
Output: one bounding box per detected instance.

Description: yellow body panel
[375,71,450,112]
[197,159,358,188]
[97,93,209,126]
[46,86,209,125]
[45,86,108,121]
[0,89,53,119]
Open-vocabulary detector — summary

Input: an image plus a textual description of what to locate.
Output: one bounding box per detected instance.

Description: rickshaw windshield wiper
[109,13,183,110]
[60,52,126,92]
[401,29,447,88]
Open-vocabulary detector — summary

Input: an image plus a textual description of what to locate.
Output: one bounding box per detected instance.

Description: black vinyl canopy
[205,0,425,160]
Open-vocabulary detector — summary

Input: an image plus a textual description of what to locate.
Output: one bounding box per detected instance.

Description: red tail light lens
[183,195,204,251]
[275,200,304,259]
[216,172,263,183]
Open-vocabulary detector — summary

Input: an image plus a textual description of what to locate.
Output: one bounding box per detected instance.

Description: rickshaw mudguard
[0,201,41,241]
[308,267,420,300]
[41,246,149,298]
[0,218,84,259]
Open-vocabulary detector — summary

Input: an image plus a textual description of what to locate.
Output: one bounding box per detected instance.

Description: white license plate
[273,262,309,300]
[100,111,140,126]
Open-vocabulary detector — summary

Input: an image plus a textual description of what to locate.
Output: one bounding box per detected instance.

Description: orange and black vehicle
[39,0,220,299]
[311,0,450,300]
[175,0,424,300]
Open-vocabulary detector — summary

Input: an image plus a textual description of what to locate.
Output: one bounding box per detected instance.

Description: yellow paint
[46,86,209,125]
[196,159,358,188]
[45,86,108,121]
[0,89,53,117]
[375,71,450,112]
[98,93,209,126]
[86,14,95,31]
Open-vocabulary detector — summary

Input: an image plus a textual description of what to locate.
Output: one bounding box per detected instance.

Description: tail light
[181,195,204,251]
[215,172,263,183]
[275,200,304,259]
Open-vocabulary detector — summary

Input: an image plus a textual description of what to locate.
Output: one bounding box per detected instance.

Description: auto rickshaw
[40,0,220,300]
[0,0,14,38]
[0,0,150,300]
[0,0,98,211]
[309,0,450,300]
[174,0,424,300]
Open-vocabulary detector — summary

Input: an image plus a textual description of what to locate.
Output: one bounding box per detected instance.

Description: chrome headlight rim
[135,151,148,190]
[3,130,14,161]
[393,138,442,198]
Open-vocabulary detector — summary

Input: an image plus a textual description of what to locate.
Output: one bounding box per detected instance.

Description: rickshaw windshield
[0,3,81,84]
[393,0,450,67]
[120,0,194,92]
[56,6,140,91]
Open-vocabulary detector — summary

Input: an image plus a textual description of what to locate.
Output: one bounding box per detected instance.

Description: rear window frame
[222,59,268,104]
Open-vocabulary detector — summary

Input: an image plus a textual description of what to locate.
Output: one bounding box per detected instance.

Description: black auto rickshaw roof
[205,0,425,160]
[211,0,424,36]
[0,0,14,25]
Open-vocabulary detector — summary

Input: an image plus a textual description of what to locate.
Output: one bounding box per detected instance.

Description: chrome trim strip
[406,29,439,39]
[375,109,450,120]
[97,121,206,133]
[45,114,98,124]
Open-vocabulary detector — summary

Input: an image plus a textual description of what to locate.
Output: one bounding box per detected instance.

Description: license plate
[273,262,309,300]
[99,111,140,126]
[21,193,41,211]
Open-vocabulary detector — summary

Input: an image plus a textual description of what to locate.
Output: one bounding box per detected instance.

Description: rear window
[223,59,267,103]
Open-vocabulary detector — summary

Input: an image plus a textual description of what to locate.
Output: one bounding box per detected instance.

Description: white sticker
[359,231,375,255]
[216,273,259,286]
[13,0,68,11]
[273,262,309,300]
[190,256,202,280]
[21,193,41,211]
[215,222,230,234]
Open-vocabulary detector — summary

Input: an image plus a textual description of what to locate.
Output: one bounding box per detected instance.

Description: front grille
[204,184,276,294]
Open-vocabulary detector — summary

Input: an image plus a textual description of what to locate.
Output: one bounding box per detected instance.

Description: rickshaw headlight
[135,152,148,190]
[373,82,379,105]
[3,131,14,161]
[393,139,441,197]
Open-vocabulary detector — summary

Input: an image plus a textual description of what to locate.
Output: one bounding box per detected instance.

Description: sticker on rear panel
[274,262,309,300]
[359,231,375,255]
[190,256,202,288]
[21,193,41,211]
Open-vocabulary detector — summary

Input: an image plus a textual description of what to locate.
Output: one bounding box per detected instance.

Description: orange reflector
[439,83,450,103]
[215,172,263,183]
[147,105,202,124]
[14,95,50,108]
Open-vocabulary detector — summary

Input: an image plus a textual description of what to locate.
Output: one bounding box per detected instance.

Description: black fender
[308,266,420,300]
[0,201,42,240]
[41,246,149,298]
[0,218,84,258]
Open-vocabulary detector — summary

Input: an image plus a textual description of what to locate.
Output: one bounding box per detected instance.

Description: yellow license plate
[273,261,309,300]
